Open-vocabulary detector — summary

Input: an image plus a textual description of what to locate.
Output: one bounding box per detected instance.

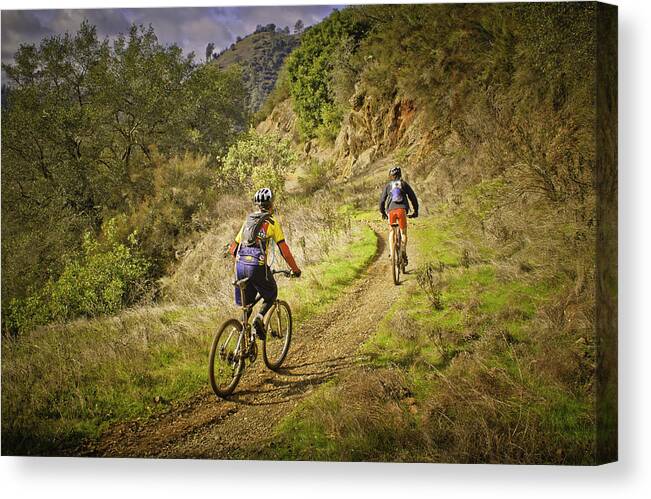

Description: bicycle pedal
[247,342,258,363]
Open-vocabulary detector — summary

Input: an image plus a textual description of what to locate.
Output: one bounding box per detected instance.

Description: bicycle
[209,269,293,398]
[389,222,405,285]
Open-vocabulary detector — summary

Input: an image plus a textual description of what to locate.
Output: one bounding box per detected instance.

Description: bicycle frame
[230,269,289,359]
[230,278,260,362]
[234,273,285,325]
[390,223,403,259]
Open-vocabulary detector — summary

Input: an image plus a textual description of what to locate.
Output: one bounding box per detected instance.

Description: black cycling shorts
[234,263,278,309]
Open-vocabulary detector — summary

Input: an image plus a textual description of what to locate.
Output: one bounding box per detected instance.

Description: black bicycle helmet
[254,187,273,208]
[389,166,402,178]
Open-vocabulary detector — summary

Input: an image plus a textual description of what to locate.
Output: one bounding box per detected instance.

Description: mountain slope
[213,30,300,112]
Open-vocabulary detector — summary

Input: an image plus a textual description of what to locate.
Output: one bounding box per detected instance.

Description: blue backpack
[390,180,405,204]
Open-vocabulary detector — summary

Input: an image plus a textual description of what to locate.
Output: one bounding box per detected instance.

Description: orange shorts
[388,208,407,231]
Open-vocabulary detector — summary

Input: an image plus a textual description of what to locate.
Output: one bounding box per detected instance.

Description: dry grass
[1,185,371,456]
[159,188,353,304]
[1,304,221,455]
[419,323,595,464]
[272,367,427,462]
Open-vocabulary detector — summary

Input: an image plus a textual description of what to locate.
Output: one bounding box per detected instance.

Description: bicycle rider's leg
[402,224,408,254]
[251,266,278,336]
[396,209,408,261]
[388,209,399,259]
[235,262,257,307]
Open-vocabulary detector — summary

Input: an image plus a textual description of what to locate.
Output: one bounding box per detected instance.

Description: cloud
[45,9,131,37]
[1,5,339,67]
[120,7,235,61]
[1,10,52,65]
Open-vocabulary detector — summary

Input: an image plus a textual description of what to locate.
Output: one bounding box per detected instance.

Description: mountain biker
[379,166,419,267]
[228,187,301,340]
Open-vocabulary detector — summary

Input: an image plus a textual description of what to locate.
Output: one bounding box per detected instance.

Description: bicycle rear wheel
[209,319,245,398]
[392,228,401,285]
[263,300,292,371]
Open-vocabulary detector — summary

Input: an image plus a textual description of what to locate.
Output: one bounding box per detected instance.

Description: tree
[205,42,215,62]
[1,83,11,110]
[1,21,248,310]
[294,19,304,34]
[286,10,371,138]
[183,64,249,158]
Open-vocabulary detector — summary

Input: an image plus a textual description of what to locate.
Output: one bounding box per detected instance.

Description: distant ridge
[212,28,300,112]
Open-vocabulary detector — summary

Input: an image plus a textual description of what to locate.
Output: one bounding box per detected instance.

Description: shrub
[49,221,150,320]
[299,160,333,194]
[4,219,150,335]
[285,8,372,139]
[124,153,219,275]
[222,131,296,197]
[416,261,445,310]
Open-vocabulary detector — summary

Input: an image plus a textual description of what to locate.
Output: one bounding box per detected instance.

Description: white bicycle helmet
[254,187,273,207]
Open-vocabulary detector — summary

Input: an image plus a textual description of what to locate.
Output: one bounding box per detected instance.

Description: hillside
[213,29,300,112]
[255,3,616,463]
[1,4,616,464]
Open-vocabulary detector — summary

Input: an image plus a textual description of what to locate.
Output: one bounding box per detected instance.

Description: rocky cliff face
[333,89,421,177]
[256,98,298,140]
[257,88,427,178]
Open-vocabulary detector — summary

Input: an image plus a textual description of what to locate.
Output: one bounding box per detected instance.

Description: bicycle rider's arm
[228,224,245,257]
[405,182,419,214]
[379,184,389,217]
[277,240,300,274]
[270,219,301,274]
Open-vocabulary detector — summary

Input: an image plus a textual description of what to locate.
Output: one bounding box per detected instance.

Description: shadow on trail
[396,267,416,285]
[279,354,358,374]
[228,354,359,406]
[368,225,387,265]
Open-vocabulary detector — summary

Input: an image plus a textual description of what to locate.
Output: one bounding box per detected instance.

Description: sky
[0,3,341,68]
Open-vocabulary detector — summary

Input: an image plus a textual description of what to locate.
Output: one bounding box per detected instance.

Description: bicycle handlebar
[271,269,297,278]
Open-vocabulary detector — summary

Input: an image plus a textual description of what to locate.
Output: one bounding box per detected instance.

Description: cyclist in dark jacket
[379,166,419,267]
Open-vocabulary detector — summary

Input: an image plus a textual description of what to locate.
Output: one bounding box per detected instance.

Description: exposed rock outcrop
[256,87,425,178]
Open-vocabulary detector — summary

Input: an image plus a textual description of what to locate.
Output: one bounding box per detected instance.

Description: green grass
[267,381,341,461]
[262,194,596,464]
[411,216,461,266]
[261,370,421,462]
[282,224,377,324]
[1,224,377,456]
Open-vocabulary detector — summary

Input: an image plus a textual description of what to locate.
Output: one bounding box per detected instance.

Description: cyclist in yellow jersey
[228,188,301,339]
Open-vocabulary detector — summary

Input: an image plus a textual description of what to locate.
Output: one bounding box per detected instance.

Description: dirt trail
[83,222,418,459]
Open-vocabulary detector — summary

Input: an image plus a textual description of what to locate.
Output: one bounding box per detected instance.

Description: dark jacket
[379,180,419,216]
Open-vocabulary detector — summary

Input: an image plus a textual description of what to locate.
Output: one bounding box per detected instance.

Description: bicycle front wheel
[263,300,292,371]
[209,319,245,398]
